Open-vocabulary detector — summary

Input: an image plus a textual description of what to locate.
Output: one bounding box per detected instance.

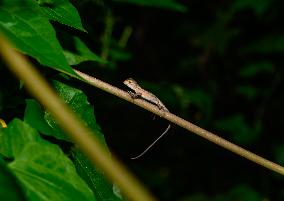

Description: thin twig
[75,69,284,175]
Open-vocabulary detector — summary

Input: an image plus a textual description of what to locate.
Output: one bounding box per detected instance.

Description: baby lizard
[123,78,171,159]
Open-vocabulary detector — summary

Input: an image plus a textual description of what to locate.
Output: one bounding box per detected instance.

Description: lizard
[123,78,171,159]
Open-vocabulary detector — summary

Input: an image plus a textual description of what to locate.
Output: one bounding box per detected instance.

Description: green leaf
[24,99,55,136]
[236,85,260,100]
[37,0,54,6]
[71,149,123,201]
[230,0,271,16]
[214,114,261,145]
[0,158,26,201]
[64,37,106,65]
[9,143,95,201]
[113,0,187,12]
[44,80,106,144]
[0,119,41,158]
[173,85,213,117]
[242,34,284,53]
[196,21,239,54]
[226,185,260,201]
[0,0,76,76]
[273,145,284,166]
[184,89,212,115]
[1,119,96,201]
[109,49,132,61]
[39,0,86,32]
[239,62,274,78]
[24,80,107,147]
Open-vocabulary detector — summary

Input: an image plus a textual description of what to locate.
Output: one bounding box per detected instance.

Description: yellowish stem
[0,34,158,201]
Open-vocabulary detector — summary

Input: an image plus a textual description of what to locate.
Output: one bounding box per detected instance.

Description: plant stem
[0,34,158,201]
[75,70,284,176]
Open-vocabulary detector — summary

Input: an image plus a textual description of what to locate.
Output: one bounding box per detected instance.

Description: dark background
[77,0,284,200]
[2,0,284,200]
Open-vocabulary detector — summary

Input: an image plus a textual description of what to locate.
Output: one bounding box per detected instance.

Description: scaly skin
[123,78,170,159]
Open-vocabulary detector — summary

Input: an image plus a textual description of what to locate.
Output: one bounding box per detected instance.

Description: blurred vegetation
[1,0,284,200]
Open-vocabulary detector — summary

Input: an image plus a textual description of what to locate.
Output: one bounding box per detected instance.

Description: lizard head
[123,78,137,87]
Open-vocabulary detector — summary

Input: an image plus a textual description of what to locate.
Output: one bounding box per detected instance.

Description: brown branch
[75,69,284,176]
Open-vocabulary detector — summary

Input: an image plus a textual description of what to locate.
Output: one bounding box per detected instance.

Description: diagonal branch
[75,69,284,175]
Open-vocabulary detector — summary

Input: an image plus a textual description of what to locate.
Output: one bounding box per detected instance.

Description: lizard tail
[130,124,171,160]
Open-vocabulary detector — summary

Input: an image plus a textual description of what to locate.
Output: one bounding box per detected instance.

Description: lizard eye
[124,78,136,85]
[128,78,136,83]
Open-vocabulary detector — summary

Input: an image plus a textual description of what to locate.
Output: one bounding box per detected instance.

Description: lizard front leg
[127,91,142,99]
